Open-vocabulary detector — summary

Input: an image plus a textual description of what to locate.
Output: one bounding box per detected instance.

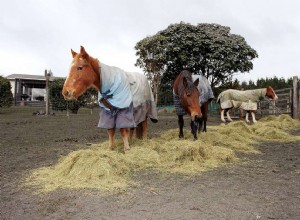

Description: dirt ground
[0,107,299,220]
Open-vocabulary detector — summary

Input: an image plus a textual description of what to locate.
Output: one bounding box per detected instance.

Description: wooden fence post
[292,76,299,119]
[45,70,51,115]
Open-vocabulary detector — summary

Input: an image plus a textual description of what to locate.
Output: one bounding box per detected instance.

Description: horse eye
[77,66,83,71]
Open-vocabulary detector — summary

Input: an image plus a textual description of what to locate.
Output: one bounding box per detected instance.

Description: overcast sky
[1,0,299,83]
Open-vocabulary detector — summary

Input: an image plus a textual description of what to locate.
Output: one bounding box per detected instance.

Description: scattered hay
[24,114,300,193]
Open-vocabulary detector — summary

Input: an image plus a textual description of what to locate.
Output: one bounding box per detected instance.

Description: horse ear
[194,78,199,87]
[80,46,89,59]
[71,49,77,58]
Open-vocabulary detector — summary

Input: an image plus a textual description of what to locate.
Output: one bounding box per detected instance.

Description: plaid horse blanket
[98,63,158,124]
[217,88,266,111]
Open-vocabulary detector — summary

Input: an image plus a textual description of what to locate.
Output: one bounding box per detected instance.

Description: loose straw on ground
[24,114,300,193]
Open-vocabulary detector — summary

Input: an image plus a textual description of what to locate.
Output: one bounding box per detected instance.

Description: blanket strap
[99,62,113,110]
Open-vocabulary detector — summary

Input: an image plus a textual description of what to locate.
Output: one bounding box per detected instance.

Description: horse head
[266,86,278,101]
[62,46,100,100]
[179,72,202,121]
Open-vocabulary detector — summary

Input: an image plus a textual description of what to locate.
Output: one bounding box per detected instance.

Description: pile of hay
[25,114,300,193]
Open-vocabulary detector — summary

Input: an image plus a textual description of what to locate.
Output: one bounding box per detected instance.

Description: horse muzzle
[62,88,77,100]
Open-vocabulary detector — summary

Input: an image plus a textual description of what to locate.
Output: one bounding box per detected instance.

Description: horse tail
[216,92,222,104]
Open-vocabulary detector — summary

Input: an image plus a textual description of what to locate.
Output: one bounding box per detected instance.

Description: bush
[0,76,13,108]
[49,79,98,114]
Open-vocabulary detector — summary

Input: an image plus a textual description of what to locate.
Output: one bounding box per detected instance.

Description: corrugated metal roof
[5,74,64,81]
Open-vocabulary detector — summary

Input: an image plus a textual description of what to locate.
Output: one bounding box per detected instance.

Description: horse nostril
[65,91,69,97]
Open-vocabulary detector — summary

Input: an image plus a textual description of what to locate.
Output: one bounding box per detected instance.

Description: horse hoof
[124,148,130,153]
[193,137,197,141]
[109,145,116,150]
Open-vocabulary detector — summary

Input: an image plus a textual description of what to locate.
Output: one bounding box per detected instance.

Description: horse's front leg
[107,128,116,150]
[178,115,184,139]
[198,118,203,133]
[251,111,257,123]
[201,103,208,132]
[190,119,198,140]
[120,128,130,152]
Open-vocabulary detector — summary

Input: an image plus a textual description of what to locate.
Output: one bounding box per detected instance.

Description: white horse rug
[217,88,266,111]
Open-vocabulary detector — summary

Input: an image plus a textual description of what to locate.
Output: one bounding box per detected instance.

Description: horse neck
[88,56,101,91]
[253,88,267,99]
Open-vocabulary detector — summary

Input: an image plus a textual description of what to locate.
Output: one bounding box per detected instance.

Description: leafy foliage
[49,79,98,114]
[0,76,13,108]
[135,22,258,93]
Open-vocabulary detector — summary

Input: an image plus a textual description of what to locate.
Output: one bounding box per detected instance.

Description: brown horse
[62,46,158,152]
[173,70,202,140]
[217,86,278,123]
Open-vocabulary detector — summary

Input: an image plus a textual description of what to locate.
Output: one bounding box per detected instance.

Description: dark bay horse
[192,75,214,133]
[217,86,278,123]
[62,46,158,152]
[173,70,202,140]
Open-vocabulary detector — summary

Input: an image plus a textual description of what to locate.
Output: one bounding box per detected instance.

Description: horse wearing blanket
[62,46,158,152]
[217,86,278,123]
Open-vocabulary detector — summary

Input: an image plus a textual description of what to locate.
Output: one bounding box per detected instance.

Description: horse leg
[120,128,130,152]
[107,128,116,150]
[226,110,233,122]
[220,109,226,122]
[135,123,142,139]
[198,118,203,133]
[245,111,250,123]
[202,103,208,132]
[251,111,257,123]
[141,119,148,139]
[178,115,184,138]
[129,128,135,139]
[190,119,198,140]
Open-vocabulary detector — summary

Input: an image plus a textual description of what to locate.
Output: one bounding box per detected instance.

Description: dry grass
[24,114,300,193]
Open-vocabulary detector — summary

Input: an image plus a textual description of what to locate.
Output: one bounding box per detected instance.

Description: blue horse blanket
[98,63,158,125]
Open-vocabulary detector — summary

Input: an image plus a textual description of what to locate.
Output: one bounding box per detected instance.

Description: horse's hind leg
[141,119,148,139]
[226,110,233,122]
[178,115,184,138]
[129,128,135,139]
[135,119,147,139]
[220,109,226,122]
[120,128,130,152]
[107,128,116,150]
[245,111,250,123]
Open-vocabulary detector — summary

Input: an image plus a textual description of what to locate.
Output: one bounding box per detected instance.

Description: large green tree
[0,76,13,108]
[135,22,258,94]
